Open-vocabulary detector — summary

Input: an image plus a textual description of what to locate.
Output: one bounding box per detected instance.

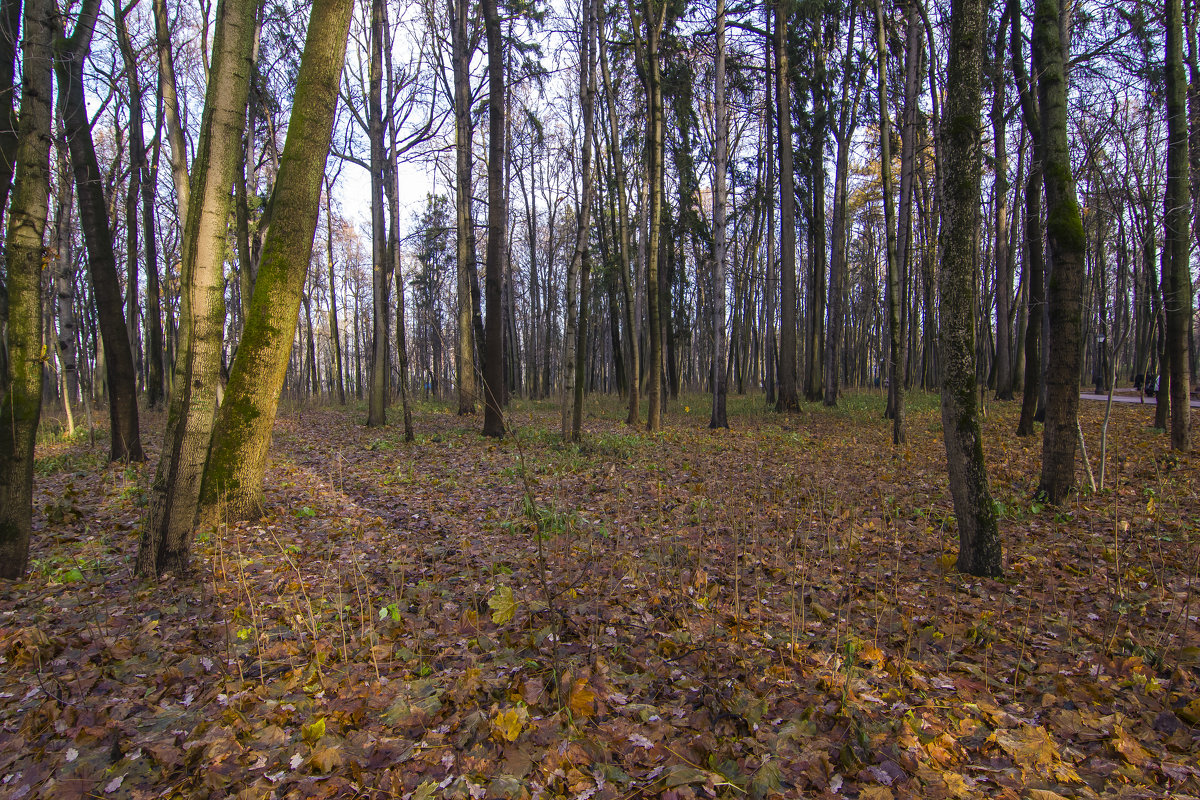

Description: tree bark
[137,0,258,577]
[939,0,1001,577]
[55,0,144,462]
[0,0,52,580]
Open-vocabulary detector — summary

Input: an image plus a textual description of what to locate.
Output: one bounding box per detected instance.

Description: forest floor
[2,390,1198,800]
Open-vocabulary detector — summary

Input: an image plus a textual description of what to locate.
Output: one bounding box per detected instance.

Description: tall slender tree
[55,0,144,462]
[1033,0,1086,503]
[775,0,798,412]
[709,0,728,429]
[875,0,904,444]
[0,0,53,580]
[1164,0,1193,451]
[939,0,1001,576]
[482,0,506,437]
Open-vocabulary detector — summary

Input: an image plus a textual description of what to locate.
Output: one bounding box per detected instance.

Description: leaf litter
[1,395,1198,799]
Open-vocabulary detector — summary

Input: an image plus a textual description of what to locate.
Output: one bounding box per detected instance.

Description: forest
[0,0,1198,795]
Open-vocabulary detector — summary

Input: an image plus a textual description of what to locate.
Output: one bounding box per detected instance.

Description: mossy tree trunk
[197,0,353,524]
[136,0,258,577]
[55,0,144,463]
[1033,0,1086,503]
[0,0,53,580]
[938,0,1002,577]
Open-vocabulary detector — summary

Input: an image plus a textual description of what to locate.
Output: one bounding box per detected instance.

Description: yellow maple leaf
[492,705,529,741]
[488,586,516,624]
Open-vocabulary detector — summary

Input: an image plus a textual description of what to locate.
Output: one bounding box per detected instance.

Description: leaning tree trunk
[938,0,1002,577]
[55,0,144,463]
[136,0,258,577]
[1164,0,1193,451]
[1034,0,1086,503]
[0,0,53,580]
[196,0,352,524]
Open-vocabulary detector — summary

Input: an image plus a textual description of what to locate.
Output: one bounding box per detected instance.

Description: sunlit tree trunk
[939,0,1001,577]
[197,0,352,523]
[0,0,53,580]
[137,0,258,577]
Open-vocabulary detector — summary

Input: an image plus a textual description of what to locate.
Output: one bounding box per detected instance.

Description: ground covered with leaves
[2,391,1198,799]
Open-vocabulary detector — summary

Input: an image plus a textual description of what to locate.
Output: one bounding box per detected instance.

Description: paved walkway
[1080,390,1200,408]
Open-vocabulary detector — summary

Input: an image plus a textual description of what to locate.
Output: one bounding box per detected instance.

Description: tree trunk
[569,0,597,440]
[137,0,258,577]
[775,0,798,412]
[0,0,22,238]
[875,0,904,444]
[451,0,477,415]
[197,0,352,523]
[598,2,639,426]
[938,0,1001,577]
[117,0,164,409]
[709,0,728,428]
[482,0,506,437]
[1033,0,1086,503]
[1164,0,1193,451]
[324,173,346,404]
[0,0,52,580]
[55,0,144,463]
[153,0,190,227]
[366,0,389,427]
